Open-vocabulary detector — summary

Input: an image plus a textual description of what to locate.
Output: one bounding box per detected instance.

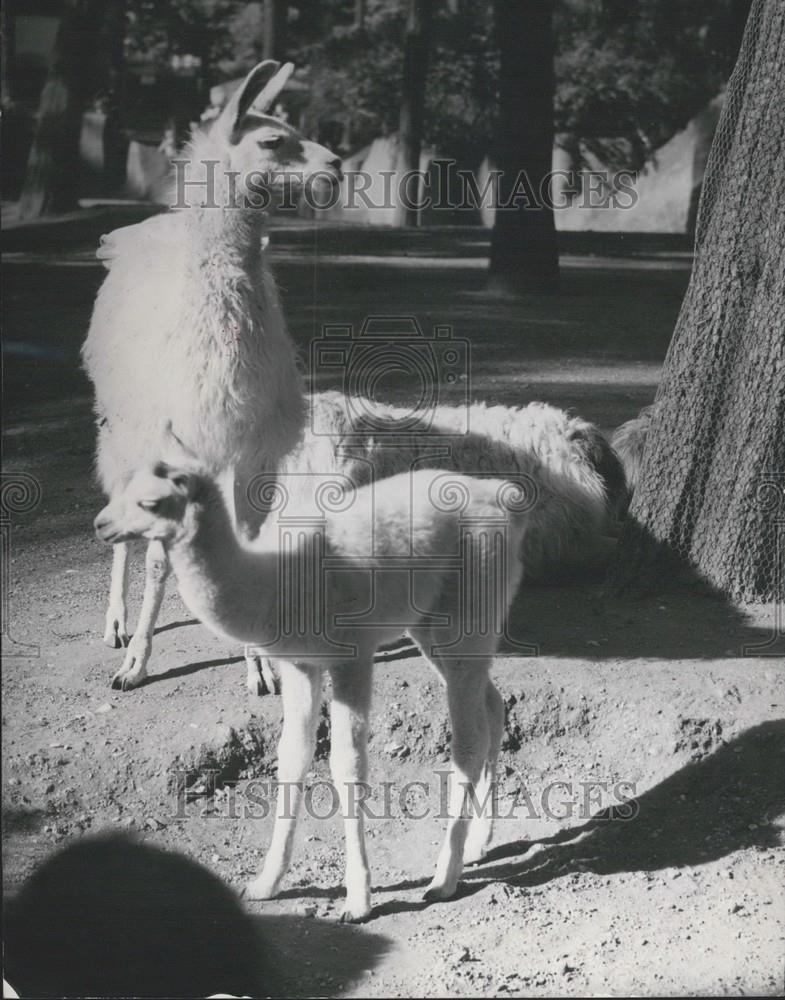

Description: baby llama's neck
[169,483,280,646]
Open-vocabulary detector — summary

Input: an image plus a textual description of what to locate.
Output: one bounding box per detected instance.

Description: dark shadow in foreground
[3,833,392,998]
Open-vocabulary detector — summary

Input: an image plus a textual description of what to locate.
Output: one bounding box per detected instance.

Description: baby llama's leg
[111,540,169,691]
[328,661,374,922]
[103,541,130,648]
[246,661,322,900]
[464,679,504,865]
[425,659,490,902]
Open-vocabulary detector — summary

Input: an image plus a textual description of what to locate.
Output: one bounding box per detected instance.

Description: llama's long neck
[167,128,306,479]
[169,483,281,646]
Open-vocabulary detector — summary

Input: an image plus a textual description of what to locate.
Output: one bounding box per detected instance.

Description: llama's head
[210,60,342,204]
[94,435,212,546]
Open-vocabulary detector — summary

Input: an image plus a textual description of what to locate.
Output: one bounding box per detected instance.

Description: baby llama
[94,433,597,921]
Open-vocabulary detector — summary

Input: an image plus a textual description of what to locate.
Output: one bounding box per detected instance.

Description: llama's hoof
[244,876,278,901]
[339,899,372,923]
[110,657,147,691]
[103,621,129,649]
[246,675,267,697]
[423,878,459,903]
[244,654,279,697]
[463,843,490,867]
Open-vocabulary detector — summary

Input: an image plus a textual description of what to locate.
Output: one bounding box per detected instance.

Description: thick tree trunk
[262,0,288,61]
[1,0,15,106]
[394,0,433,227]
[18,0,109,219]
[488,0,559,295]
[615,0,785,603]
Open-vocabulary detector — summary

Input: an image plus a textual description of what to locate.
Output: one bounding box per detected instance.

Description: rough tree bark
[394,0,434,227]
[488,0,559,294]
[262,0,288,61]
[615,0,785,604]
[18,0,111,219]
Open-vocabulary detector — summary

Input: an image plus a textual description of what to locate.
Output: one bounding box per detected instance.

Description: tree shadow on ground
[502,576,782,661]
[3,832,392,998]
[372,719,785,918]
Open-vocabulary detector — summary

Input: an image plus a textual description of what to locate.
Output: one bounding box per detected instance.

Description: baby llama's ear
[215,60,294,143]
[152,462,201,499]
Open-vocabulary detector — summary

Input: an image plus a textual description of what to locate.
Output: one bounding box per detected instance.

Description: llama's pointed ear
[248,61,294,116]
[216,60,293,143]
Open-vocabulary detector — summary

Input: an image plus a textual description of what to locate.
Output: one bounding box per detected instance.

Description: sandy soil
[3,217,784,997]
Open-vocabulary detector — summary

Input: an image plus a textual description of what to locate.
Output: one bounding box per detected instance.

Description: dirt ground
[3,214,784,997]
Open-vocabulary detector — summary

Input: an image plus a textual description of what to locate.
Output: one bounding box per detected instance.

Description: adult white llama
[94,434,594,921]
[82,60,341,690]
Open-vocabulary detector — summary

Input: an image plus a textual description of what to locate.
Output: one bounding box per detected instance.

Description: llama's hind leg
[246,661,321,900]
[424,660,491,902]
[244,648,279,696]
[328,661,374,922]
[103,541,130,648]
[111,540,169,691]
[464,680,504,865]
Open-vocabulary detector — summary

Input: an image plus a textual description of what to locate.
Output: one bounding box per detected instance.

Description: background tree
[393,0,434,226]
[18,0,113,219]
[488,0,559,294]
[614,0,784,603]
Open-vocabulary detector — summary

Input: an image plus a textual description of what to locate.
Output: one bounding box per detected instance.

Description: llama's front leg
[103,541,130,648]
[111,540,169,691]
[246,661,321,900]
[425,664,490,902]
[244,647,279,696]
[464,680,504,865]
[329,662,374,922]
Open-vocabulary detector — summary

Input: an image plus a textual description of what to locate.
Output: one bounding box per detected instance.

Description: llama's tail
[515,453,611,580]
[611,405,654,497]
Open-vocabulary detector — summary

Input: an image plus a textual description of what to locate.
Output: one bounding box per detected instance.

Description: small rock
[454,946,472,964]
[95,702,113,714]
[144,816,166,831]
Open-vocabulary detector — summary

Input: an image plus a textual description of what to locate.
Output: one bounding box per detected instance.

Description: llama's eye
[258,136,284,149]
[138,498,161,512]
